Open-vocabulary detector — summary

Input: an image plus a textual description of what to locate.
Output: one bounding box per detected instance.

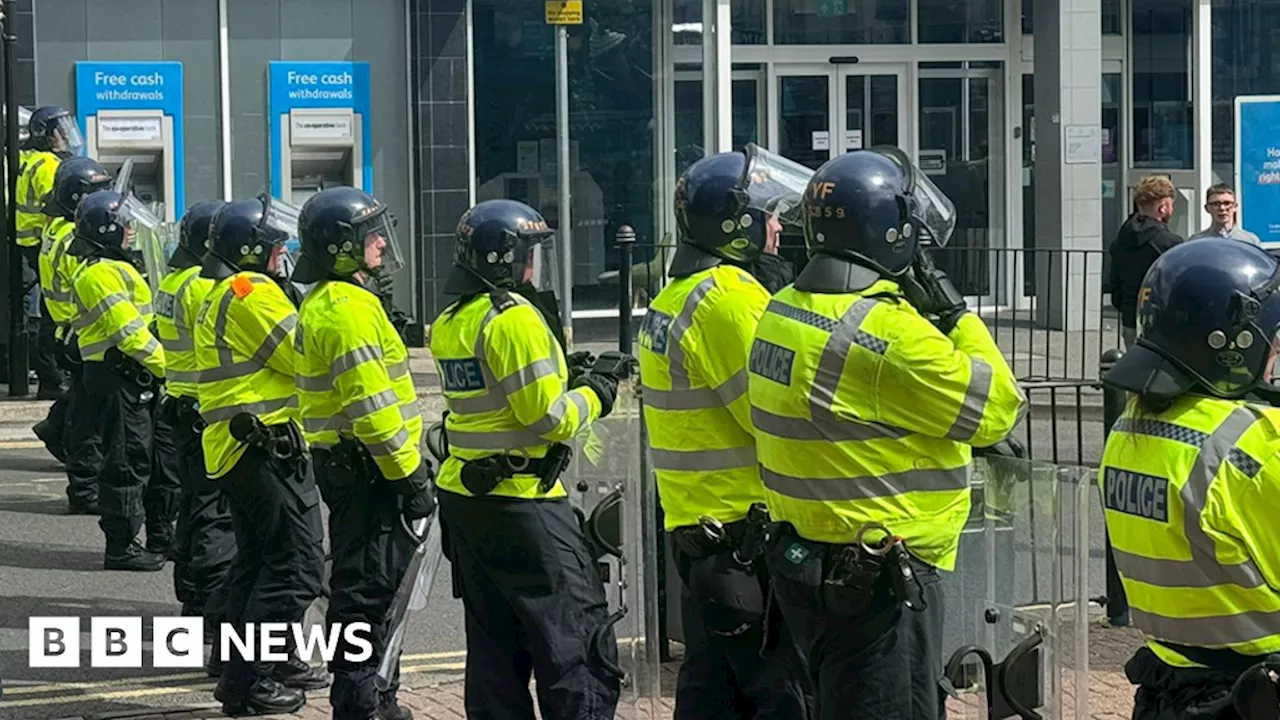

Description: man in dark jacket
[1109,174,1183,348]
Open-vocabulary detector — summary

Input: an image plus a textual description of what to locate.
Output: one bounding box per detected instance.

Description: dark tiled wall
[412,0,470,323]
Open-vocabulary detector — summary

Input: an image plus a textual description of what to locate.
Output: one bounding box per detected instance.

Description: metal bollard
[1099,347,1130,626]
[616,225,635,355]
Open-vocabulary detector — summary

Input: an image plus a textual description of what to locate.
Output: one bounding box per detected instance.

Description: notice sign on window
[98,116,163,143]
[545,0,583,24]
[290,113,353,141]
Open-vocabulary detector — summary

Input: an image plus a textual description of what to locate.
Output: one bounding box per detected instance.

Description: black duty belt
[460,444,573,497]
[673,503,771,563]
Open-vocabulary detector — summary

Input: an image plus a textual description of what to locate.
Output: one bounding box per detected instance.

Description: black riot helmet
[670,144,810,278]
[201,195,300,280]
[1106,239,1280,402]
[797,147,957,293]
[27,105,84,155]
[293,187,403,285]
[44,156,112,221]
[68,190,162,265]
[171,200,226,270]
[443,199,555,295]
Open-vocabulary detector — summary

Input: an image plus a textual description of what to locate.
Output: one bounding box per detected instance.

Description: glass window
[673,75,764,175]
[773,0,909,44]
[472,0,655,313]
[918,0,1003,43]
[1022,0,1123,34]
[1132,0,1193,168]
[672,0,766,45]
[1210,0,1280,184]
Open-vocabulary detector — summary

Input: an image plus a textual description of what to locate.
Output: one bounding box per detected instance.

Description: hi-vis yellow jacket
[16,149,60,248]
[430,292,601,500]
[297,279,424,482]
[155,266,215,399]
[39,218,84,326]
[195,273,298,479]
[70,258,164,376]
[1101,394,1280,667]
[639,264,771,531]
[748,280,1025,570]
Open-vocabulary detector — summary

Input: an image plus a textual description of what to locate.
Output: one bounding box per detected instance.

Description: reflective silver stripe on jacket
[200,288,296,383]
[1107,408,1280,646]
[303,400,420,435]
[166,369,201,384]
[760,464,969,502]
[201,395,299,424]
[650,446,756,472]
[445,426,545,450]
[78,317,150,358]
[945,357,993,442]
[297,343,384,391]
[444,308,563,415]
[17,158,46,214]
[527,389,590,436]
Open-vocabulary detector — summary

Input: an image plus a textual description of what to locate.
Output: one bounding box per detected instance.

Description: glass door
[774,66,836,169]
[837,65,907,154]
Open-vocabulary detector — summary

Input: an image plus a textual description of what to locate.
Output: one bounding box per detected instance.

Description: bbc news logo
[28,617,373,668]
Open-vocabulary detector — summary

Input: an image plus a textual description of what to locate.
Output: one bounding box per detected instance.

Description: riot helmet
[670,144,811,277]
[27,105,84,155]
[443,199,555,295]
[292,187,403,285]
[44,156,112,221]
[69,190,164,284]
[1106,239,1280,401]
[171,200,226,269]
[201,195,301,280]
[797,147,956,291]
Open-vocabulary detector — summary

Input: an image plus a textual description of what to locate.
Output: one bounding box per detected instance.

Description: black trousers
[63,365,102,507]
[171,408,235,615]
[764,531,946,720]
[218,446,325,696]
[439,491,621,720]
[672,544,812,720]
[1127,647,1242,720]
[21,246,61,388]
[146,397,183,537]
[82,362,154,549]
[315,452,418,720]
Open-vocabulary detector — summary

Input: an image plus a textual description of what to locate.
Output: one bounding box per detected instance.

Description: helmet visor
[358,210,404,277]
[113,158,135,195]
[870,145,957,247]
[53,115,85,155]
[261,195,302,243]
[119,195,166,291]
[17,106,32,143]
[513,222,557,291]
[742,143,813,229]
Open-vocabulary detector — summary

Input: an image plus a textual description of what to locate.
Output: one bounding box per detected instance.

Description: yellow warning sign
[545,0,583,24]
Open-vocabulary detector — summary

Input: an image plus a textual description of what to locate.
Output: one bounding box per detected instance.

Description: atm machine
[278,107,363,206]
[84,109,176,223]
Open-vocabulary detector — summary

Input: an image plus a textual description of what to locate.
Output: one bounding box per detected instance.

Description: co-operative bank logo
[28,617,372,668]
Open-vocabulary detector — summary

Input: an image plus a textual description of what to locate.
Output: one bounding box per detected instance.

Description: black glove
[975,436,1027,460]
[391,460,437,521]
[901,249,968,334]
[574,372,619,418]
[566,351,596,385]
[1231,656,1280,720]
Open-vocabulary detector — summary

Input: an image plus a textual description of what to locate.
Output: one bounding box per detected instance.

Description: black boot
[379,691,414,720]
[271,652,331,690]
[103,541,167,572]
[146,523,176,558]
[33,419,67,462]
[218,676,306,716]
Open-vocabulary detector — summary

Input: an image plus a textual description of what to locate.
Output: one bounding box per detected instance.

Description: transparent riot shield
[562,377,664,717]
[943,456,1095,720]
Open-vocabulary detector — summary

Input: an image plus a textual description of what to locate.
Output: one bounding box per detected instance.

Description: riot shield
[563,376,664,717]
[943,456,1096,720]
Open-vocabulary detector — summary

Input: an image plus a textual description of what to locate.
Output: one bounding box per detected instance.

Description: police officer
[748,148,1025,719]
[159,200,236,670]
[34,157,112,510]
[431,199,629,719]
[292,187,435,720]
[19,105,82,399]
[195,196,327,714]
[66,190,169,571]
[639,147,813,719]
[1100,238,1280,718]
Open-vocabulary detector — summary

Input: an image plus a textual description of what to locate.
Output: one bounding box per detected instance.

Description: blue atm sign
[76,62,183,111]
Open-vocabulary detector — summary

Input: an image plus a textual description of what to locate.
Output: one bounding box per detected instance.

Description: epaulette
[489,289,519,314]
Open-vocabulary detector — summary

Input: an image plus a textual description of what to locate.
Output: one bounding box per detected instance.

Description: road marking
[399,648,466,662]
[0,440,46,449]
[402,661,466,674]
[0,681,218,709]
[2,671,208,695]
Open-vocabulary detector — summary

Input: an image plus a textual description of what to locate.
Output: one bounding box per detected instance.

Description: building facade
[11,0,1277,339]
